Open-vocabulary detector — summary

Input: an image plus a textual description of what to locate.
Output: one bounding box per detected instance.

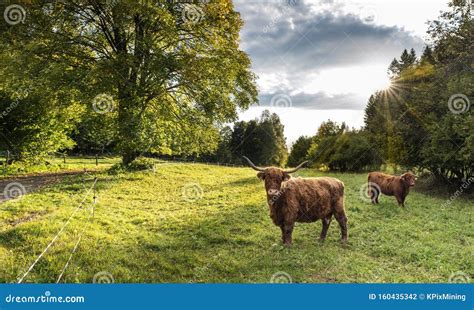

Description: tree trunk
[122,147,139,166]
[117,90,141,166]
[118,103,141,166]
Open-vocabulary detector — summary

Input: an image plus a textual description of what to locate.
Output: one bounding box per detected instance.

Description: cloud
[260,91,367,110]
[235,0,426,109]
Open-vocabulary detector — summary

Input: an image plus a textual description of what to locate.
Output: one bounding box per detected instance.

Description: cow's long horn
[284,161,309,173]
[242,156,265,171]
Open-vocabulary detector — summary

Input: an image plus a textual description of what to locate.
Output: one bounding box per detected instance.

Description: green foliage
[72,108,118,155]
[109,156,158,174]
[0,90,82,163]
[126,157,157,171]
[287,136,312,167]
[215,110,288,166]
[305,122,380,172]
[363,0,473,181]
[388,48,417,77]
[1,0,258,164]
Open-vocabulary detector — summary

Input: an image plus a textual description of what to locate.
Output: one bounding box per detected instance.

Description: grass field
[0,162,472,283]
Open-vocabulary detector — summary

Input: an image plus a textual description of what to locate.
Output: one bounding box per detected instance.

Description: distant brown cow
[243,156,348,246]
[367,172,416,207]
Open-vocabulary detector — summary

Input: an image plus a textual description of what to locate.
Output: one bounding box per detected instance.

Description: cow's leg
[334,210,348,243]
[368,184,376,204]
[333,195,348,243]
[396,195,405,207]
[280,226,285,243]
[319,216,332,242]
[281,222,294,246]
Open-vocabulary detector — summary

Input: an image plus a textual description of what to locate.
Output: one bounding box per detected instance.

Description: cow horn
[284,161,309,173]
[242,156,265,171]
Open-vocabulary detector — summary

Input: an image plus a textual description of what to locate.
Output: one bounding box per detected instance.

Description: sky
[233,0,450,145]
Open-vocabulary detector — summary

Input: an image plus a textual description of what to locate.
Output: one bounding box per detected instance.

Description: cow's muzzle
[267,189,280,196]
[267,189,283,205]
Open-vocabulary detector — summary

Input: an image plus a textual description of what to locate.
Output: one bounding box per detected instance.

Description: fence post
[63,153,66,164]
[92,177,97,218]
[95,154,98,166]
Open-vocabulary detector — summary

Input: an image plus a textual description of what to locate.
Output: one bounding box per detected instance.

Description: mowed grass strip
[0,163,472,283]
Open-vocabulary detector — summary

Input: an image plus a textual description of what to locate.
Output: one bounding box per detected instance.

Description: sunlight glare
[300,65,393,97]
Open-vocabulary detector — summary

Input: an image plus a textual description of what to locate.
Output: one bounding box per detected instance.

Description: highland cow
[367,171,417,207]
[243,156,348,246]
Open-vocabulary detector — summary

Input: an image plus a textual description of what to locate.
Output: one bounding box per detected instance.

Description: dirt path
[0,171,87,203]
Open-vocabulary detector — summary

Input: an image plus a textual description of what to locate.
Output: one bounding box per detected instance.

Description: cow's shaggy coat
[243,157,348,246]
[368,171,416,207]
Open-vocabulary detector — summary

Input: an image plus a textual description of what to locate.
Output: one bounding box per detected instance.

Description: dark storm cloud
[234,0,425,109]
[260,91,368,110]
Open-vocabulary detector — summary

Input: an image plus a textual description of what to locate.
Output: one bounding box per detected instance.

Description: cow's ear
[283,172,291,181]
[257,172,265,180]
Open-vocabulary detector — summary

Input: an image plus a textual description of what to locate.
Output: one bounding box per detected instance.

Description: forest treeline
[286,1,473,181]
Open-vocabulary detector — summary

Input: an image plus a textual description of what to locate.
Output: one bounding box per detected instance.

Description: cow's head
[401,171,417,187]
[243,156,308,202]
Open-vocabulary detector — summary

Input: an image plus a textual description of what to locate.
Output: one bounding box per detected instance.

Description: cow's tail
[367,174,372,197]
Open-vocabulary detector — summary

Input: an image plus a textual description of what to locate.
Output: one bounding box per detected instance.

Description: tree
[388,58,401,77]
[306,122,379,171]
[220,111,288,166]
[258,111,288,166]
[316,120,346,138]
[307,121,347,170]
[72,108,118,155]
[362,0,473,181]
[420,45,435,64]
[288,136,312,167]
[399,48,417,71]
[1,0,257,164]
[0,89,81,162]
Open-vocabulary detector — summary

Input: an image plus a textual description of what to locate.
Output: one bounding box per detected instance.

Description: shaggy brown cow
[367,171,416,207]
[243,156,348,246]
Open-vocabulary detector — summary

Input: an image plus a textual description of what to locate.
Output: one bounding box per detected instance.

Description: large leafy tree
[1,0,257,164]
